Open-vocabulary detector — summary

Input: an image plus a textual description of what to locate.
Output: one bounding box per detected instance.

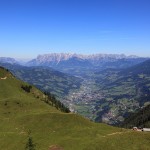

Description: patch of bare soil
[49,145,64,150]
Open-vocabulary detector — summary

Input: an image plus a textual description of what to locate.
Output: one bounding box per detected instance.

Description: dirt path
[49,145,64,150]
[0,77,7,80]
[107,132,124,136]
[102,131,131,137]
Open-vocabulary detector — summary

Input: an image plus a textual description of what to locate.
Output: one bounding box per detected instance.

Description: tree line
[121,104,150,128]
[44,92,70,113]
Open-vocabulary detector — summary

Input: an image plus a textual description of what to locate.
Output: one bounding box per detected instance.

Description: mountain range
[27,53,139,65]
[27,53,147,76]
[0,57,18,64]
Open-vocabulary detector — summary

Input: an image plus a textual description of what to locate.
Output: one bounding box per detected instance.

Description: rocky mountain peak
[0,57,18,64]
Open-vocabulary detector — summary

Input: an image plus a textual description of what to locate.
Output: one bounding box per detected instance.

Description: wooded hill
[121,104,150,128]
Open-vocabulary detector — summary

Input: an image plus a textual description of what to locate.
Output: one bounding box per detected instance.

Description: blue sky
[0,0,150,58]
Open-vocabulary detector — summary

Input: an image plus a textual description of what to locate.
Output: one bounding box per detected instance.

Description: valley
[53,58,150,125]
[64,79,103,119]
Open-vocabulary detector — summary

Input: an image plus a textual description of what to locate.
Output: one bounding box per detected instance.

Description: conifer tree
[25,130,36,150]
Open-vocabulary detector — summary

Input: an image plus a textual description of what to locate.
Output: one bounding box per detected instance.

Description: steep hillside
[93,59,150,124]
[0,63,83,98]
[121,104,150,128]
[1,66,150,150]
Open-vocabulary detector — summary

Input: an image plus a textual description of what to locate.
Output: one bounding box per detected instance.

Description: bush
[21,85,32,93]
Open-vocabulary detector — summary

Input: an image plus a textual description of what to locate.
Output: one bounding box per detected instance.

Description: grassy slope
[0,67,150,150]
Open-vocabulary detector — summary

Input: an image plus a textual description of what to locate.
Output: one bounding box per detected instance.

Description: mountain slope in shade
[119,59,150,75]
[121,104,150,128]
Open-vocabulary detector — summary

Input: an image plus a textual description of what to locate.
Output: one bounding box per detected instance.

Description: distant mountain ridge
[26,53,148,77]
[0,54,147,70]
[0,57,18,64]
[27,53,141,66]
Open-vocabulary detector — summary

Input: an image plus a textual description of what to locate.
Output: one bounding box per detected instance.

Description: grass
[0,67,150,150]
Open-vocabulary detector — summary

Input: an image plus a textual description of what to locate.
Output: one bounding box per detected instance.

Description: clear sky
[0,0,150,59]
